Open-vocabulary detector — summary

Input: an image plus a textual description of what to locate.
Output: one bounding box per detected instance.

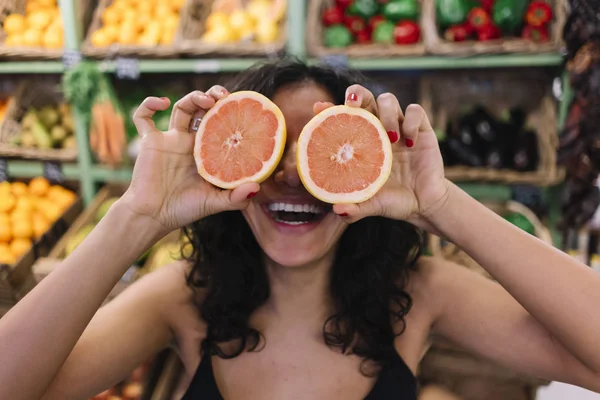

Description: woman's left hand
[315,85,451,228]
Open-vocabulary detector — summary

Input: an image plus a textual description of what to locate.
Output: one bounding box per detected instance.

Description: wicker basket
[177,0,287,57]
[81,0,181,59]
[420,70,563,185]
[0,0,94,60]
[307,0,426,58]
[427,200,553,279]
[422,0,566,55]
[0,79,78,161]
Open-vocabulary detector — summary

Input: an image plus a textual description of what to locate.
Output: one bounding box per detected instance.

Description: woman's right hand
[120,85,260,235]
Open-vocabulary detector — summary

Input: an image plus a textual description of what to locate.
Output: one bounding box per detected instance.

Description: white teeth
[267,202,324,214]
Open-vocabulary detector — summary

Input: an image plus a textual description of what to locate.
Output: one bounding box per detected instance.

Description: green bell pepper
[324,25,354,48]
[435,0,470,27]
[372,20,395,43]
[382,0,419,22]
[348,0,380,20]
[493,0,528,34]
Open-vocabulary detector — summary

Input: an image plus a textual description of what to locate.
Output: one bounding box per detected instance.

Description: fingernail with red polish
[387,131,399,143]
[339,213,348,217]
[405,138,414,148]
[347,93,358,102]
[161,97,169,101]
[247,192,257,199]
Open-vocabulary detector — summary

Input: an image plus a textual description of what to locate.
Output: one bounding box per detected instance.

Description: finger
[376,93,403,144]
[133,97,170,136]
[345,84,378,116]
[209,182,261,214]
[205,85,229,102]
[169,91,216,132]
[332,201,379,224]
[402,104,433,148]
[313,101,335,115]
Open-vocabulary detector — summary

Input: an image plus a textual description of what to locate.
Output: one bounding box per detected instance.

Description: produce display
[90,361,149,400]
[90,0,183,47]
[2,0,64,49]
[321,0,421,47]
[8,103,76,151]
[63,62,126,167]
[201,0,286,45]
[0,178,76,265]
[439,106,540,171]
[297,105,392,204]
[436,0,553,43]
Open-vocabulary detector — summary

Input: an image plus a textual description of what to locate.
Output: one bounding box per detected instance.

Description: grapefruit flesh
[194,91,286,189]
[297,106,392,204]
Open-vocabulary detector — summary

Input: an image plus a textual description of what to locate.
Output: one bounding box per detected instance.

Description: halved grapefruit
[193,91,286,189]
[296,106,393,204]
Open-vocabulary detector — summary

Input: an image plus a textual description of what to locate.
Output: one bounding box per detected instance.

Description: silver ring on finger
[189,117,202,133]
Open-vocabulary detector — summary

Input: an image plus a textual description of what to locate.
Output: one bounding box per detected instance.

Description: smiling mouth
[265,202,329,225]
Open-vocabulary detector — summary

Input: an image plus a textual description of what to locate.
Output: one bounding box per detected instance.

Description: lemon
[43,28,63,49]
[205,12,229,31]
[202,26,236,44]
[229,10,254,35]
[246,0,271,21]
[101,6,121,26]
[102,25,119,42]
[118,24,139,45]
[27,11,53,31]
[164,14,179,31]
[255,21,278,44]
[91,28,113,47]
[22,29,43,47]
[3,14,27,35]
[160,29,176,45]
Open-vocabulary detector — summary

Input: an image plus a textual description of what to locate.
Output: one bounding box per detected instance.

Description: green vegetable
[373,20,396,43]
[504,212,535,235]
[348,0,379,20]
[493,0,528,34]
[324,24,353,48]
[383,0,419,22]
[435,0,470,27]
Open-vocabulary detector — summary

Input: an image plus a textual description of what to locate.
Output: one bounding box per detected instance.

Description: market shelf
[0,62,65,74]
[312,53,564,70]
[7,160,80,178]
[97,58,271,74]
[91,166,133,183]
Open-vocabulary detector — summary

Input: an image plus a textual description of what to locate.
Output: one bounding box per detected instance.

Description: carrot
[93,102,109,165]
[89,119,98,153]
[104,101,123,166]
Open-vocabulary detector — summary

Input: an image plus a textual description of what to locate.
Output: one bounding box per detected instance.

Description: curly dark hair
[185,59,422,373]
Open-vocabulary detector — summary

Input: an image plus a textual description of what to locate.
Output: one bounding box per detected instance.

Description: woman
[1,60,599,400]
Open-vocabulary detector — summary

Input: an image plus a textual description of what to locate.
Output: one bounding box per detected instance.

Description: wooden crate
[0,180,82,306]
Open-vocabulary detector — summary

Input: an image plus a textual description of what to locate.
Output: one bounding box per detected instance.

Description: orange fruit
[0,182,10,194]
[12,220,33,239]
[29,177,50,197]
[0,220,11,243]
[10,238,31,259]
[0,244,16,265]
[43,28,63,48]
[194,91,286,189]
[101,6,121,26]
[5,33,25,47]
[91,28,113,47]
[3,14,28,35]
[32,212,50,239]
[22,29,43,47]
[14,196,34,213]
[0,192,16,213]
[27,11,53,31]
[10,181,28,196]
[296,105,392,204]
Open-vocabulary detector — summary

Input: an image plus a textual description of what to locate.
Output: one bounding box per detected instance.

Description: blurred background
[0,0,599,399]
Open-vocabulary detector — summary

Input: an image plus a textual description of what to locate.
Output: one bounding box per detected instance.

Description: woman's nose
[273,142,302,188]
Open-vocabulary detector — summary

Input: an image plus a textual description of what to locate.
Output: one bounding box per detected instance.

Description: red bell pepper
[322,7,344,26]
[335,0,353,10]
[477,23,500,41]
[345,15,367,34]
[467,7,491,31]
[479,0,494,12]
[368,15,386,32]
[444,24,470,42]
[355,29,372,43]
[522,24,549,42]
[393,20,420,44]
[525,1,553,27]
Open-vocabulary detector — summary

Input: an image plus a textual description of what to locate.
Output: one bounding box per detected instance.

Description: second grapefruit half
[296,105,393,204]
[193,91,286,189]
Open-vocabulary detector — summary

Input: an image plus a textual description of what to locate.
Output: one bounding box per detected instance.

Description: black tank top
[181,350,417,399]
